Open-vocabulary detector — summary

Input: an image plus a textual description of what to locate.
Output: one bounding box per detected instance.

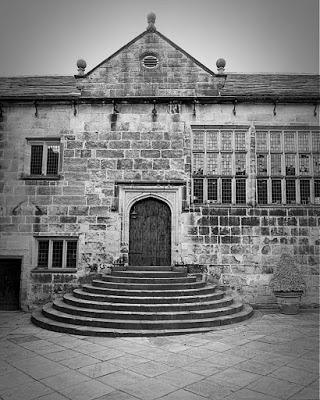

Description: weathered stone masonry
[0,15,319,310]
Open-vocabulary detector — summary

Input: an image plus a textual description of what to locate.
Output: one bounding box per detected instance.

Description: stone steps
[31,266,253,336]
[91,279,205,291]
[72,288,226,304]
[101,275,196,284]
[63,293,234,311]
[31,305,254,337]
[52,298,243,320]
[82,283,214,297]
[35,303,253,330]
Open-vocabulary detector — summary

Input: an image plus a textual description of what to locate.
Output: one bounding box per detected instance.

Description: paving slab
[0,310,318,400]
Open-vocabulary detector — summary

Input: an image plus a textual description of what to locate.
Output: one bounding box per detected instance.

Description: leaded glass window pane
[208,179,218,201]
[235,131,246,151]
[193,132,204,150]
[221,131,232,151]
[193,179,203,203]
[236,179,246,204]
[313,154,320,176]
[257,180,268,204]
[271,180,282,203]
[298,131,310,151]
[192,153,204,175]
[285,154,296,175]
[270,131,281,152]
[257,154,268,175]
[206,131,218,150]
[221,179,232,203]
[286,180,296,203]
[235,153,246,175]
[52,241,63,268]
[284,132,296,152]
[312,132,320,152]
[30,145,43,175]
[66,241,77,268]
[271,154,282,175]
[300,180,310,204]
[46,145,59,175]
[299,154,310,175]
[256,131,268,152]
[207,153,218,175]
[221,153,232,175]
[38,240,49,268]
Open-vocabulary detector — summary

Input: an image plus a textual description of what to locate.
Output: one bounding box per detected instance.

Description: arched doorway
[129,198,171,266]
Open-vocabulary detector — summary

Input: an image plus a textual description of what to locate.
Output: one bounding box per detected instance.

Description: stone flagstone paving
[0,310,318,400]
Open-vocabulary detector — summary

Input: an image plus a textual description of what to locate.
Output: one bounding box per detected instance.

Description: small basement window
[36,238,78,270]
[142,55,159,69]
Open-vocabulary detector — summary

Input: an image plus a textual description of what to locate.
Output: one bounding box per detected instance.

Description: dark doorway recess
[129,198,171,266]
[0,258,21,310]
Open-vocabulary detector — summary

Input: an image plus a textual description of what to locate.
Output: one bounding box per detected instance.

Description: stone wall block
[109,140,131,149]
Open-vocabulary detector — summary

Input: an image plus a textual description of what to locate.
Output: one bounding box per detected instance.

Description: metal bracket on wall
[73,100,77,116]
[233,100,237,116]
[314,103,318,117]
[34,101,38,118]
[273,100,277,116]
[152,100,157,118]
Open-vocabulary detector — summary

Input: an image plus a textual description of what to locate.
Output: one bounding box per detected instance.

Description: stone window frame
[33,236,78,272]
[191,126,249,205]
[256,127,320,205]
[23,137,62,180]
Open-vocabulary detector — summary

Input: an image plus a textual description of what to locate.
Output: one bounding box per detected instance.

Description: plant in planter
[269,254,306,314]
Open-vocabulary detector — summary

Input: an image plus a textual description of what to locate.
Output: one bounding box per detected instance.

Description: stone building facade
[0,14,319,311]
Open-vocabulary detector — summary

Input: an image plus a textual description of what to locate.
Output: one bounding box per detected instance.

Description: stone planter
[274,291,304,315]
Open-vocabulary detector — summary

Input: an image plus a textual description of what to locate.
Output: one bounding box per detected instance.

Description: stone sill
[21,175,62,181]
[31,268,77,274]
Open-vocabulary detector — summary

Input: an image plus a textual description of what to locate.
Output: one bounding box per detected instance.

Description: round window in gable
[142,55,159,69]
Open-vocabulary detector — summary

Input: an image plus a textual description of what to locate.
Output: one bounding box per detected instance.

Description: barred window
[36,238,78,269]
[191,127,248,204]
[256,128,319,204]
[28,140,60,177]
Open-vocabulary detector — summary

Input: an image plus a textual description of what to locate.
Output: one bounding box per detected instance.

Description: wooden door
[129,198,171,266]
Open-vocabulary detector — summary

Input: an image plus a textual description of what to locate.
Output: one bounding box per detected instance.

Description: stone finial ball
[216,58,226,69]
[77,59,87,69]
[147,12,156,24]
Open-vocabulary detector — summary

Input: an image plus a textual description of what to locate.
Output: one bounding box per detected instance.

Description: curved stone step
[126,266,173,271]
[31,305,254,337]
[73,288,225,304]
[63,293,234,311]
[112,271,187,278]
[102,275,197,284]
[40,302,251,330]
[91,279,205,291]
[82,283,215,297]
[52,299,242,320]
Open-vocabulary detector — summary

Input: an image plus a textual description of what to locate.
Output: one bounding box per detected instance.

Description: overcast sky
[0,0,319,76]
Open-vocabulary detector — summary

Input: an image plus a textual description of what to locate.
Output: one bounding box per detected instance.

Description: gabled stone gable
[77,31,219,97]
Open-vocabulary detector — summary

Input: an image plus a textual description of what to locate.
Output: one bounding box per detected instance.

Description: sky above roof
[0,0,319,77]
